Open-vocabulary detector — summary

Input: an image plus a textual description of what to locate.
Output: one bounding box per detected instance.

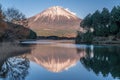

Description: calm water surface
[0,40,120,80]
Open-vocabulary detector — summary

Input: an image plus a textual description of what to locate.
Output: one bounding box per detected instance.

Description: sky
[0,0,120,19]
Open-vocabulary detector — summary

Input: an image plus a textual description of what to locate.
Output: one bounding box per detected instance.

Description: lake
[0,40,120,80]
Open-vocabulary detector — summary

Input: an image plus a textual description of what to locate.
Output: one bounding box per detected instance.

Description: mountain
[27,44,86,72]
[28,6,82,37]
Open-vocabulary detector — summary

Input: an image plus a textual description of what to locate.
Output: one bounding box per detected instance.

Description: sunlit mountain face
[28,6,82,37]
[27,44,86,73]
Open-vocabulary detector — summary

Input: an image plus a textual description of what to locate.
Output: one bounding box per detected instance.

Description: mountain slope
[0,20,37,42]
[28,6,82,37]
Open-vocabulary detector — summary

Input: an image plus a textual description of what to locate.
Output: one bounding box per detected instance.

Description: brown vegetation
[0,7,37,42]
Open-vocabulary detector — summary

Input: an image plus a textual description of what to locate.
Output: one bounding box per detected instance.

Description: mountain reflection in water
[0,41,119,80]
[27,44,86,72]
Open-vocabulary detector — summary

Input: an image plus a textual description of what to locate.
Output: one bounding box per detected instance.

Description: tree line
[76,5,120,43]
[81,6,120,36]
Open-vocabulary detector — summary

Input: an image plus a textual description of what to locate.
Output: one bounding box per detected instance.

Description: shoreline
[75,41,120,46]
[1,39,120,46]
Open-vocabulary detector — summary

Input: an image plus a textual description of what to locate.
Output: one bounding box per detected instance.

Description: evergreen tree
[100,8,110,36]
[77,5,120,43]
[109,23,119,35]
[80,13,92,29]
[101,8,110,25]
[110,6,120,34]
[92,10,103,36]
[92,10,101,27]
[111,6,120,26]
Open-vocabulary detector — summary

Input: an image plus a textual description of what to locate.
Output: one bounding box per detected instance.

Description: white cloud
[65,8,76,15]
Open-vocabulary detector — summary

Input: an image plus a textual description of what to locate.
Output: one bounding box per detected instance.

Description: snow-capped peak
[65,8,76,16]
[33,6,79,21]
[47,6,77,16]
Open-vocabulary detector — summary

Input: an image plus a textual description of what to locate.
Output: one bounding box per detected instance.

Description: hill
[28,6,82,37]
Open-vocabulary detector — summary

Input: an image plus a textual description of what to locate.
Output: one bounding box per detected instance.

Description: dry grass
[33,29,77,37]
[0,42,31,58]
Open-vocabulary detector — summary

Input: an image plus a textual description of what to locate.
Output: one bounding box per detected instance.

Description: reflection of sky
[28,43,81,73]
[26,61,115,80]
[0,0,120,18]
[21,40,88,48]
[25,42,118,80]
[0,41,118,80]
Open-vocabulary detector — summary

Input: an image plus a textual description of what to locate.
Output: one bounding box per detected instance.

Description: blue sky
[0,0,120,19]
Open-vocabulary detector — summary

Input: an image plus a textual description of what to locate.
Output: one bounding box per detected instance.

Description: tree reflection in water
[79,46,120,79]
[0,56,29,80]
[0,43,31,80]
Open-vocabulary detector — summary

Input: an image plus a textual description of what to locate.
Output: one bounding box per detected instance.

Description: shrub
[28,30,37,39]
[109,23,119,35]
[116,31,120,39]
[76,31,93,44]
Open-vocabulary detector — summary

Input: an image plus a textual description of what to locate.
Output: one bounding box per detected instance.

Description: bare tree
[0,4,5,20]
[4,8,27,26]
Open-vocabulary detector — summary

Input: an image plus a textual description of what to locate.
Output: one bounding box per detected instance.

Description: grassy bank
[33,29,77,38]
[0,42,31,58]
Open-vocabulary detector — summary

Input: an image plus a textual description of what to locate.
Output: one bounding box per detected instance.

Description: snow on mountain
[33,6,79,22]
[65,8,76,16]
[28,6,82,37]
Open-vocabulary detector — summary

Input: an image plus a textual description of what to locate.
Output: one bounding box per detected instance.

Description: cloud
[65,8,76,15]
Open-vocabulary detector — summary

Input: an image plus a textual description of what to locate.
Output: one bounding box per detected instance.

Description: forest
[76,6,120,44]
